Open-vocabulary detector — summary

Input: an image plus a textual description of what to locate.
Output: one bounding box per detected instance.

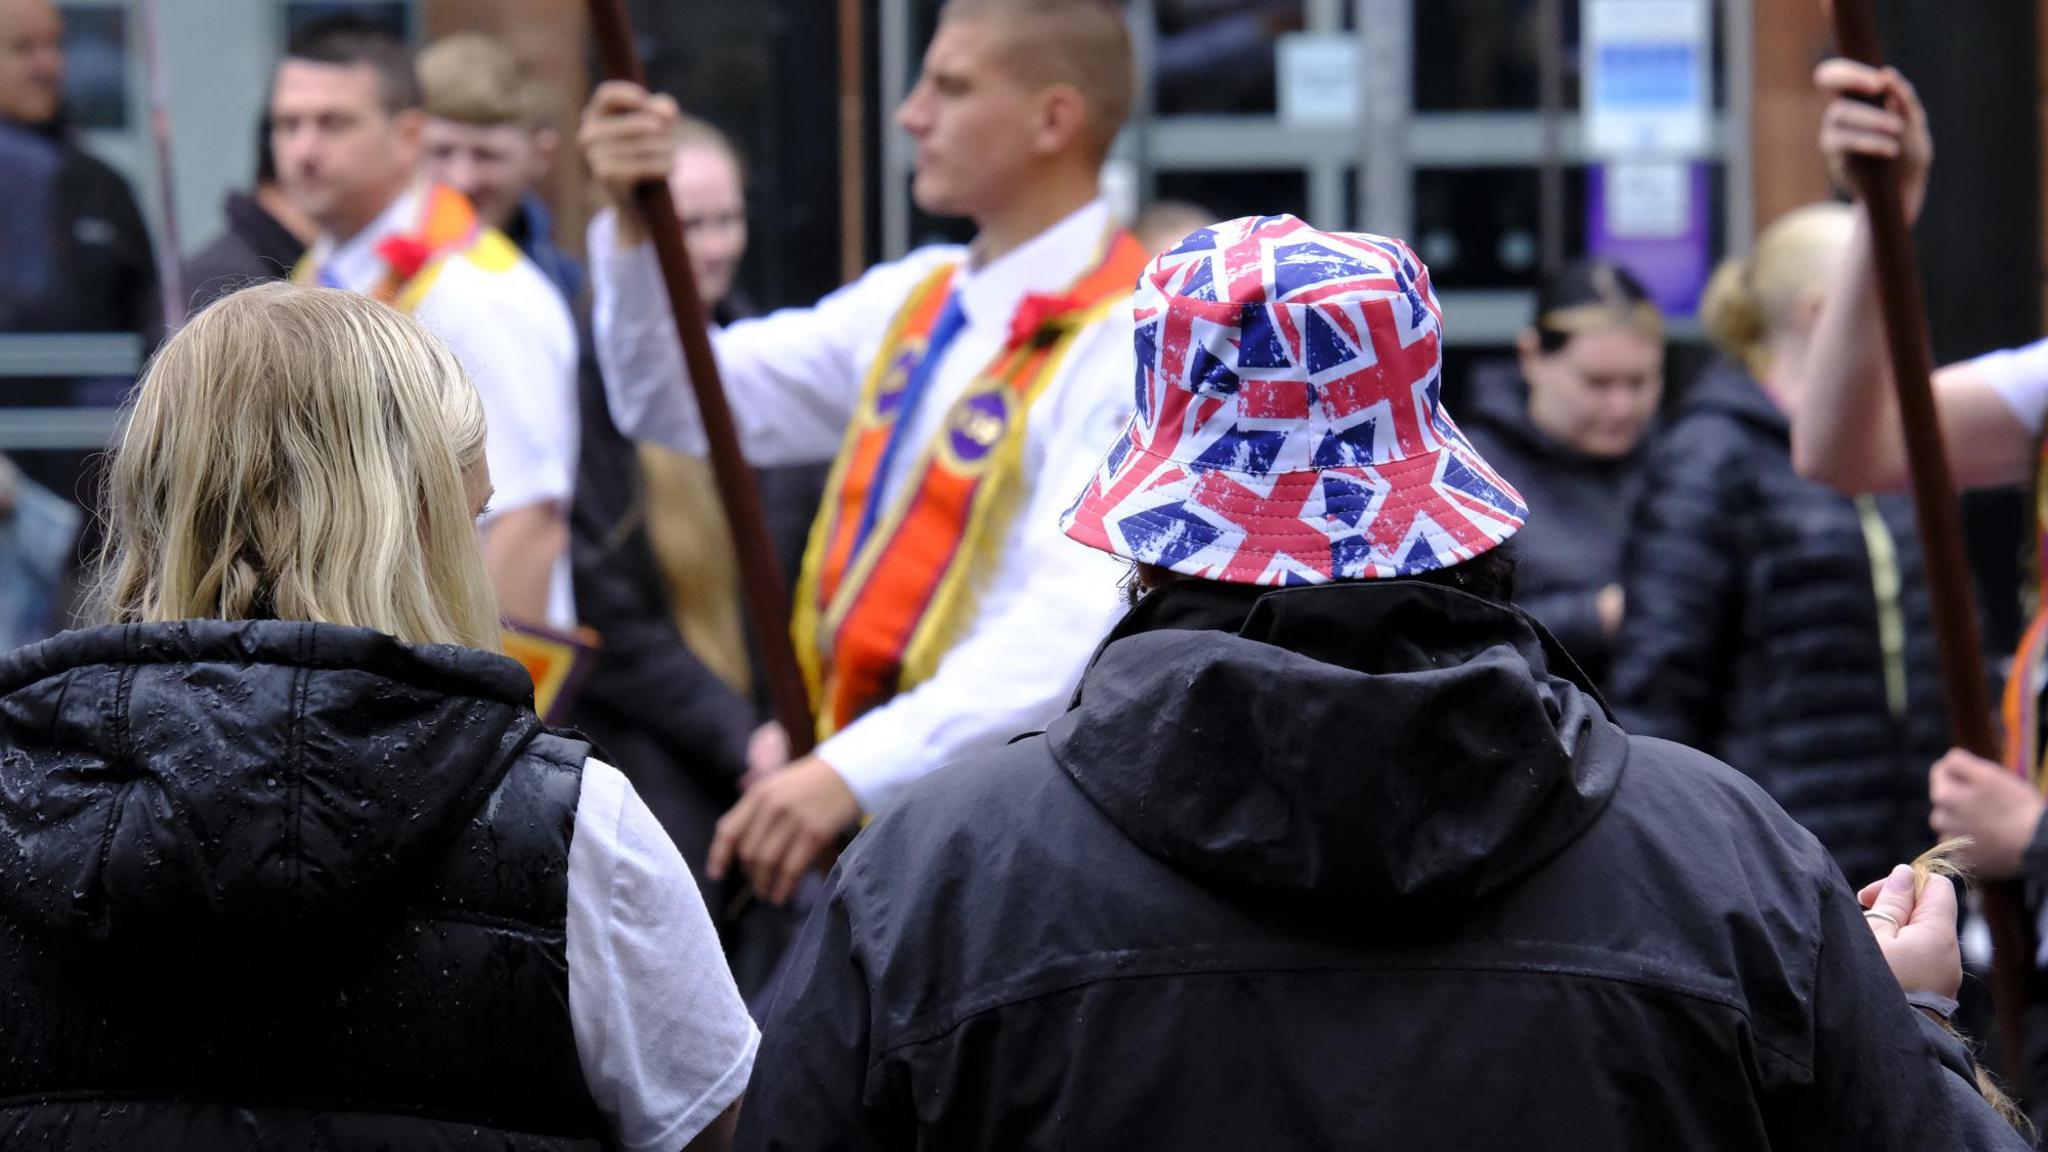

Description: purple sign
[1585,162,1712,316]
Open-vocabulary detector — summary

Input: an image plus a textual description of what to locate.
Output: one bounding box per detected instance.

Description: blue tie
[852,291,968,554]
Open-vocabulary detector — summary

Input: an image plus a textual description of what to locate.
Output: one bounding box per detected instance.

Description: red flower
[375,234,434,285]
[1007,289,1084,350]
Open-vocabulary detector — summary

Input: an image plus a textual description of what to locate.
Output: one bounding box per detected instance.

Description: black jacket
[1610,361,1947,886]
[0,621,607,1150]
[739,579,2022,1151]
[570,316,751,891]
[1461,367,1646,684]
[181,190,307,311]
[0,119,159,344]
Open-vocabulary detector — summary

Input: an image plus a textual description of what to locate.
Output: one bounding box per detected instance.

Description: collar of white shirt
[304,183,428,292]
[954,198,1114,339]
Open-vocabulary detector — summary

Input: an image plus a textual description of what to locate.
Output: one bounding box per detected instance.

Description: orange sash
[291,184,483,309]
[793,229,1150,739]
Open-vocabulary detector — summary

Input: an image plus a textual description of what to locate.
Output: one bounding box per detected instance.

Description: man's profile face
[894,15,1044,221]
[419,118,548,233]
[0,0,64,127]
[271,59,420,237]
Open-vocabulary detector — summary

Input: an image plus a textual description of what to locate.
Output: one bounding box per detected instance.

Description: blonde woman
[0,284,750,1151]
[1609,204,1949,888]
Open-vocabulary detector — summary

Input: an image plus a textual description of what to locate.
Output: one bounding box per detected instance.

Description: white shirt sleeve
[588,209,956,467]
[1966,335,2048,437]
[568,757,759,1152]
[820,317,1137,813]
[415,263,580,518]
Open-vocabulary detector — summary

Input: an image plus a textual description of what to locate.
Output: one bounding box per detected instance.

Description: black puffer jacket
[1461,366,1646,685]
[1610,361,1948,886]
[738,579,2020,1151]
[0,621,607,1151]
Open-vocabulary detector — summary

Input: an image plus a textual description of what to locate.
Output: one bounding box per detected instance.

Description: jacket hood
[1048,580,1626,910]
[1678,358,1787,435]
[0,620,542,955]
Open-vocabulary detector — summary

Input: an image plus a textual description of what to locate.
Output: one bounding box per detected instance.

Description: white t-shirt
[1970,335,2048,436]
[568,758,758,1150]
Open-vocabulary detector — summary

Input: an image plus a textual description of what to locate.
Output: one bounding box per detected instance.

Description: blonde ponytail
[1701,256,1767,378]
[1705,202,1857,380]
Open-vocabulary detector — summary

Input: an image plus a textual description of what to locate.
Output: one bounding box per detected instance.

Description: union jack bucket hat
[1061,214,1526,585]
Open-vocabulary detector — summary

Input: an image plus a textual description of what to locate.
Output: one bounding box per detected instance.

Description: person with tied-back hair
[0,284,754,1151]
[1460,260,1662,685]
[1610,203,1950,888]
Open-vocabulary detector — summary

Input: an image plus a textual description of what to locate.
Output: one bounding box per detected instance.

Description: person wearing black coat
[0,0,158,344]
[0,284,756,1151]
[1461,261,1664,685]
[738,218,2021,1151]
[182,120,314,311]
[1610,203,1948,888]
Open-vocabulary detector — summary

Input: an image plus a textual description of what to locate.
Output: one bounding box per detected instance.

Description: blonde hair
[96,283,502,651]
[637,445,750,693]
[1701,202,1855,379]
[416,32,552,129]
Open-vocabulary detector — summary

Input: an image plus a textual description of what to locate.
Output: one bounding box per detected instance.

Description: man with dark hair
[0,0,158,341]
[274,15,579,634]
[584,0,1145,907]
[181,118,316,310]
[737,216,2029,1149]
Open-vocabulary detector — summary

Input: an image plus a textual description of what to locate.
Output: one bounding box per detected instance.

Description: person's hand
[706,755,861,906]
[578,80,681,246]
[741,720,790,791]
[1858,863,1963,1001]
[1815,59,1932,223]
[1929,748,2045,880]
[1595,584,1625,639]
[0,454,17,518]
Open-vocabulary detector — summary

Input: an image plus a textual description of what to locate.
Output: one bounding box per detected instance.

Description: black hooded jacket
[1461,366,1647,685]
[738,579,2023,1151]
[1609,361,1948,887]
[0,621,607,1151]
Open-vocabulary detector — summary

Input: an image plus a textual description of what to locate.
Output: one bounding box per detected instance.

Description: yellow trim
[898,292,1123,689]
[791,262,958,734]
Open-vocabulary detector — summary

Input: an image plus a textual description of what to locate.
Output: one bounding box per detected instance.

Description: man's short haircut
[941,0,1133,162]
[416,32,553,129]
[284,15,420,115]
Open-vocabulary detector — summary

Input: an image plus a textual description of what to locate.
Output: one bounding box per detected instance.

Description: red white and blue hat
[1061,214,1525,585]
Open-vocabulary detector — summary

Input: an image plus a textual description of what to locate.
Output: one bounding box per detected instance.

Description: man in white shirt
[272,16,578,630]
[581,0,1145,904]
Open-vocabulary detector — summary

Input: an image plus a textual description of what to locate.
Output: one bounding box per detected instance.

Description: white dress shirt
[589,200,1135,812]
[306,185,582,630]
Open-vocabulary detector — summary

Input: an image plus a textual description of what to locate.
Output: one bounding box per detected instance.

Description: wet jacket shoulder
[739,580,2020,1151]
[0,621,606,1151]
[1610,360,1947,884]
[1460,363,1645,684]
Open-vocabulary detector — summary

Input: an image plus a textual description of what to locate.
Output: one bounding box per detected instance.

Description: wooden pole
[1829,0,2030,1079]
[584,0,818,758]
[837,0,867,284]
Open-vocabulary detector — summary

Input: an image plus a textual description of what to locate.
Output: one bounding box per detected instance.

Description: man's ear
[1035,82,1090,157]
[530,126,561,178]
[393,107,426,154]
